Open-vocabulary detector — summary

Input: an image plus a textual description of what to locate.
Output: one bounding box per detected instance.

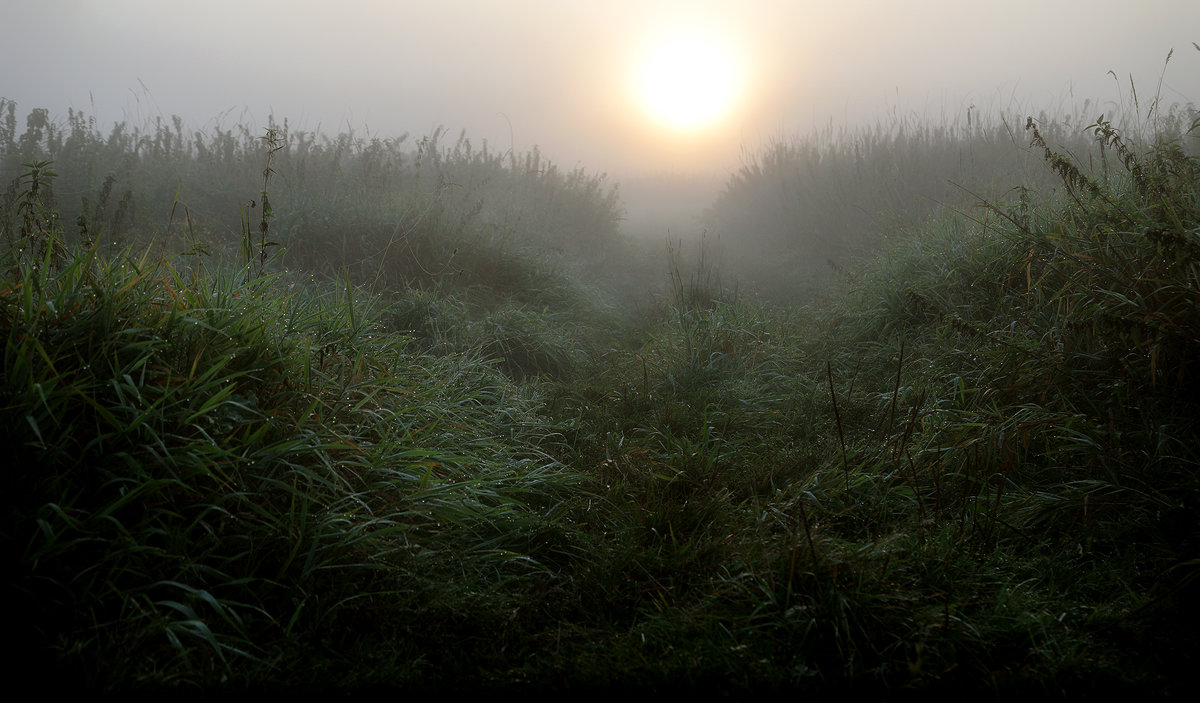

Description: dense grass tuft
[3,85,1199,693]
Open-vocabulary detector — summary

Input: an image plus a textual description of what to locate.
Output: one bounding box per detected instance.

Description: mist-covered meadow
[3,62,1199,695]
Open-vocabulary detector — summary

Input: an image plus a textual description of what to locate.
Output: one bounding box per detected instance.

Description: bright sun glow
[634,32,742,133]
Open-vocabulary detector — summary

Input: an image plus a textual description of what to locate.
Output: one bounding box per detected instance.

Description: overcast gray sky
[3,1,1197,178]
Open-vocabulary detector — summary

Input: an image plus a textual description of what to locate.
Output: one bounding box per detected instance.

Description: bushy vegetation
[3,62,1199,695]
[703,97,1199,300]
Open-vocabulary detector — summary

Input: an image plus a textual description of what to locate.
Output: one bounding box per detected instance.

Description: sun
[633,32,743,134]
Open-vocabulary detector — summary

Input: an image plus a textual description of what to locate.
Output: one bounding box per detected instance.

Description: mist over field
[4,0,1200,694]
[5,2,1198,194]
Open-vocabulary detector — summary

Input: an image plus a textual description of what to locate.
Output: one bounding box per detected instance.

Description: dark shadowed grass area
[2,79,1199,693]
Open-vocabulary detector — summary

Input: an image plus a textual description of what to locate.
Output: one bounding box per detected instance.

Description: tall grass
[0,102,625,313]
[547,83,1200,692]
[2,167,584,685]
[4,67,1200,693]
[703,99,1198,299]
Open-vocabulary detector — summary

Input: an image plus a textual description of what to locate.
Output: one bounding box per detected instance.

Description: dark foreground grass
[2,237,585,689]
[3,89,1199,694]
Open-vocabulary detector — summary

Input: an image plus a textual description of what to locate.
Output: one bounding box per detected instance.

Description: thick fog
[4,0,1198,224]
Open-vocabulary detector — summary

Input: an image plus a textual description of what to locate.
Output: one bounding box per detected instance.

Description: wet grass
[3,85,1199,694]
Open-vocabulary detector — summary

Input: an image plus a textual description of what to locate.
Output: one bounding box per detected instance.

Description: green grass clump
[4,68,1200,694]
[702,97,1199,301]
[0,103,626,319]
[540,91,1200,693]
[2,214,583,687]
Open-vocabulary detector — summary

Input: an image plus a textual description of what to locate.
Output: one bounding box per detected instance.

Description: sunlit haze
[633,28,744,133]
[4,1,1197,181]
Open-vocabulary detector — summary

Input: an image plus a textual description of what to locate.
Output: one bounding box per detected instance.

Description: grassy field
[2,82,1199,694]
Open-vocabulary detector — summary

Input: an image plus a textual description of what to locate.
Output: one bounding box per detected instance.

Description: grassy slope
[2,97,1199,693]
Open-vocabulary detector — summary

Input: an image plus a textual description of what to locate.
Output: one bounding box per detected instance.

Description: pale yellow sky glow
[632,28,746,133]
[3,0,1198,178]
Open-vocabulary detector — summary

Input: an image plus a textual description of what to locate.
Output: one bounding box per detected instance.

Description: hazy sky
[3,0,1198,179]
